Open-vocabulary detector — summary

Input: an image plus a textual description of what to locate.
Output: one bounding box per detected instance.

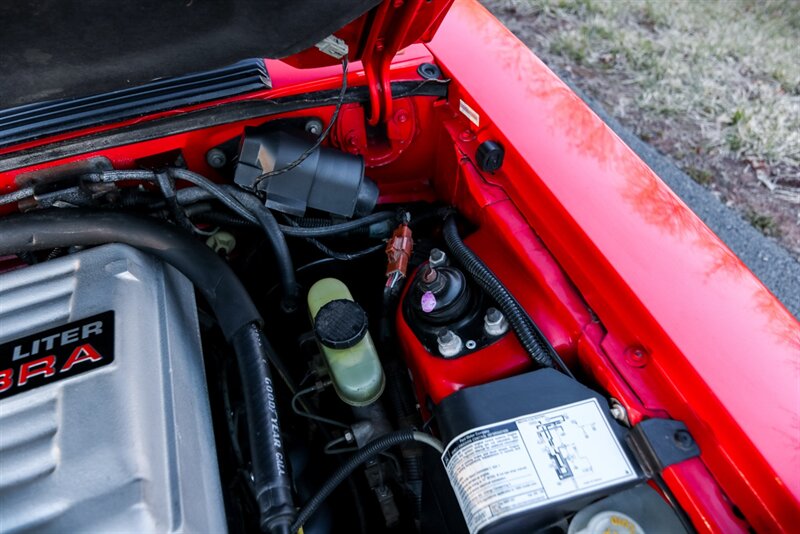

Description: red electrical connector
[385,219,413,287]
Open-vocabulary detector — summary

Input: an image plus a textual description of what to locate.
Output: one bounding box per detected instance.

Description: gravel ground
[481,0,800,317]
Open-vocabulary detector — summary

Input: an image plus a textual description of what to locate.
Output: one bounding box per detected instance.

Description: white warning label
[441,399,637,534]
[459,99,480,126]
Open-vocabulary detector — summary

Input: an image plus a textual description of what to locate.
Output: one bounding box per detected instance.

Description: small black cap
[314,299,369,349]
[476,140,504,172]
[417,62,442,80]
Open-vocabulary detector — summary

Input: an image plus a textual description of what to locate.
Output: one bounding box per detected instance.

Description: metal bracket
[626,418,700,478]
[352,0,451,162]
[333,99,416,166]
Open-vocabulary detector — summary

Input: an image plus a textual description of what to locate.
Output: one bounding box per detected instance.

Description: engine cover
[0,244,225,532]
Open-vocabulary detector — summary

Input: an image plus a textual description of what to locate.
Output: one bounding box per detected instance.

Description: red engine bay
[0,1,797,533]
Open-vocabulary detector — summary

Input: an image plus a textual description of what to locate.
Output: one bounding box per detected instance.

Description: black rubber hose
[165,172,300,312]
[383,359,425,520]
[189,209,253,227]
[277,210,396,237]
[290,430,444,533]
[443,215,563,372]
[0,209,260,338]
[225,188,300,312]
[167,167,257,225]
[177,188,396,237]
[175,184,390,305]
[255,320,368,534]
[0,186,34,206]
[119,189,166,210]
[154,171,195,232]
[231,324,296,534]
[0,210,296,533]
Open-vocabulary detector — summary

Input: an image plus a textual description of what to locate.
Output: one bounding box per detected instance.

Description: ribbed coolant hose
[442,215,563,372]
[0,209,295,534]
[290,430,444,533]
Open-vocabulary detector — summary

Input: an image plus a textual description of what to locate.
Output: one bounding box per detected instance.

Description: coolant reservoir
[308,278,385,406]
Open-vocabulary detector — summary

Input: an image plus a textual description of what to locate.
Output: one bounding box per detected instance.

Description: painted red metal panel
[396,153,593,404]
[397,302,532,406]
[427,1,800,530]
[1,2,797,529]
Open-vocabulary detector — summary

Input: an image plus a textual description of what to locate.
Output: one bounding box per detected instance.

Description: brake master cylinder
[308,278,385,406]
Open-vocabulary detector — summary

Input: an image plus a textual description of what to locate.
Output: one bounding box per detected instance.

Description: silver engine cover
[0,244,226,533]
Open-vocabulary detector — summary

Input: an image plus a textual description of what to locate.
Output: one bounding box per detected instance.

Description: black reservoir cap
[314,299,368,349]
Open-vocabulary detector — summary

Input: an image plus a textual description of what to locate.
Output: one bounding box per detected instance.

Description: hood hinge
[361,0,427,126]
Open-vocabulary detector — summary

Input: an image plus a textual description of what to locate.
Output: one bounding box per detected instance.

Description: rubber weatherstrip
[0,59,271,149]
[0,80,448,173]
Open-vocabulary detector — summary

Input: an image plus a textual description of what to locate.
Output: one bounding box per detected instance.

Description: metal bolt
[429,248,447,268]
[437,329,463,358]
[609,401,628,425]
[395,110,409,124]
[484,307,509,336]
[305,119,324,136]
[673,429,694,450]
[459,129,475,142]
[206,148,227,169]
[625,346,649,368]
[465,340,477,350]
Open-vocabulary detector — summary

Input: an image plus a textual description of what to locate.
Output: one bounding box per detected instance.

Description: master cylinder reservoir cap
[314,300,368,349]
[308,278,385,406]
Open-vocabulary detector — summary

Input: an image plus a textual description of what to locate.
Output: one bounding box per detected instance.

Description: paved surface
[557,73,800,318]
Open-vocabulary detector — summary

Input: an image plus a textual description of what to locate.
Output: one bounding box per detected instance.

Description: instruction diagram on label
[441,399,638,534]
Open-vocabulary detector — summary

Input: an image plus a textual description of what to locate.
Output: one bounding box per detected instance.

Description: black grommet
[417,62,442,80]
[476,140,504,172]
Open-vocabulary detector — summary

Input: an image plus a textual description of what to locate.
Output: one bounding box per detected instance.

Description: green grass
[488,0,800,168]
[485,0,800,255]
[685,166,715,186]
[747,210,782,237]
